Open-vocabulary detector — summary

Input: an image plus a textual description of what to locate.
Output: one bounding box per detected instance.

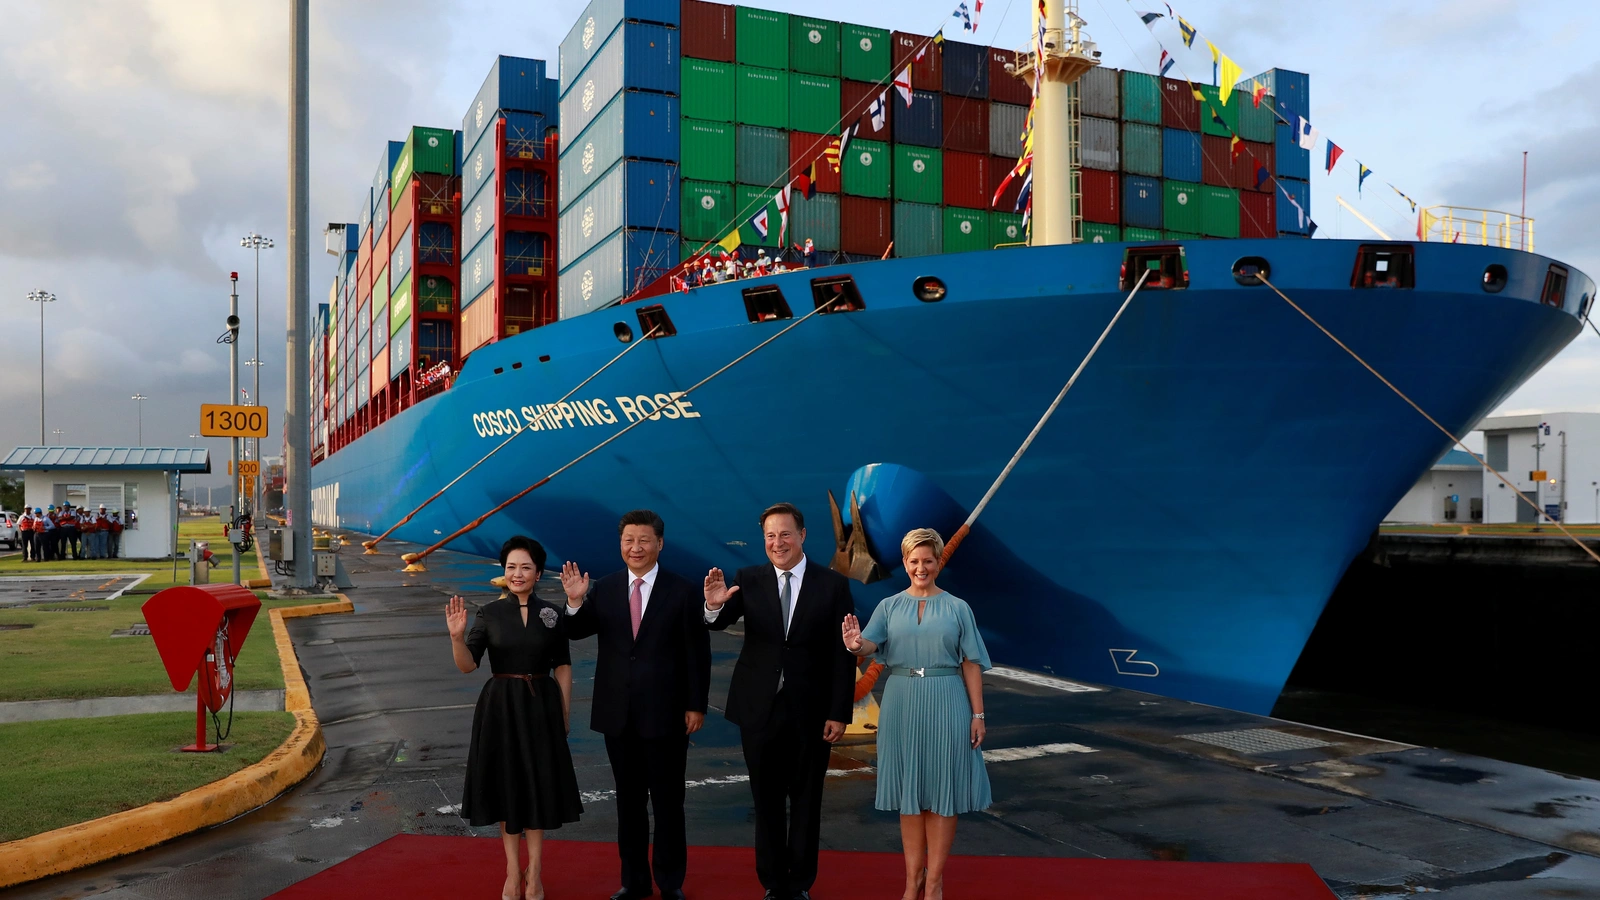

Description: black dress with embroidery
[461,596,583,833]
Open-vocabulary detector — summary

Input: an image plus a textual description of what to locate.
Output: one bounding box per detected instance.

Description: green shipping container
[391,126,455,207]
[893,202,941,258]
[735,66,789,129]
[943,208,989,254]
[735,125,788,187]
[841,24,891,83]
[1121,71,1161,125]
[736,7,790,70]
[417,274,452,313]
[1163,180,1203,234]
[791,191,840,252]
[736,184,784,247]
[1165,231,1201,240]
[1237,93,1276,143]
[1199,85,1242,139]
[389,273,412,335]
[682,119,735,183]
[842,138,890,198]
[1122,226,1163,242]
[991,212,1026,246]
[681,180,735,241]
[789,74,841,135]
[1200,185,1240,238]
[1081,222,1119,244]
[682,58,735,122]
[1121,122,1163,177]
[790,17,840,76]
[893,145,942,204]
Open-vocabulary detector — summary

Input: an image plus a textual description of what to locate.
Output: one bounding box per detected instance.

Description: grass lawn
[0,711,296,843]
[0,518,339,702]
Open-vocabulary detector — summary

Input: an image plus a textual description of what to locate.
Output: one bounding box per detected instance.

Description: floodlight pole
[284,0,314,589]
[230,274,242,587]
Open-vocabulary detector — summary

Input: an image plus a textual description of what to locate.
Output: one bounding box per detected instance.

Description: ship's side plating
[312,239,1592,713]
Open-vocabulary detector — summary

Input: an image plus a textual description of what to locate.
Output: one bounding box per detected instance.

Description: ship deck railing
[1419,206,1534,252]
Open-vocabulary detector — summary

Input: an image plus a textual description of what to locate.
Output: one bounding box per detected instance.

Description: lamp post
[131,394,148,445]
[243,357,264,514]
[51,429,63,446]
[27,290,55,444]
[240,234,273,484]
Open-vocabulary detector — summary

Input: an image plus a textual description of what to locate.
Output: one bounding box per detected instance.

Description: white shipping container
[989,102,1026,158]
[560,160,627,267]
[461,227,497,306]
[559,229,626,319]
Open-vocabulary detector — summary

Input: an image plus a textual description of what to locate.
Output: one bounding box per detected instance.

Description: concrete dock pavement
[7,532,1600,899]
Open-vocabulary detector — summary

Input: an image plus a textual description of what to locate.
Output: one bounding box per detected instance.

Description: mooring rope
[941,267,1154,564]
[399,296,843,571]
[1257,273,1600,566]
[362,325,661,554]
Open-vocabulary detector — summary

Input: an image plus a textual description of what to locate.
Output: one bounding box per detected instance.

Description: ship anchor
[828,489,889,584]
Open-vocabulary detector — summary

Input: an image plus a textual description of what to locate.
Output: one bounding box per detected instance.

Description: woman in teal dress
[842,528,991,900]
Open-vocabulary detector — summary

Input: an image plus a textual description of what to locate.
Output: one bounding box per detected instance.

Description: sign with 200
[199,404,269,438]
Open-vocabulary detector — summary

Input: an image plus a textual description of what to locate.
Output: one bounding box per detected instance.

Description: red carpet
[266,834,1334,899]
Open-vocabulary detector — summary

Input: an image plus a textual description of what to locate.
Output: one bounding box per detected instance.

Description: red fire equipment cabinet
[141,583,262,752]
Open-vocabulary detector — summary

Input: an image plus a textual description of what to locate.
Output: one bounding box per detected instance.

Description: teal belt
[891,666,960,678]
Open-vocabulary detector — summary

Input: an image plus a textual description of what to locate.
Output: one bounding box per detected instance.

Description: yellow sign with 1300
[200,404,268,438]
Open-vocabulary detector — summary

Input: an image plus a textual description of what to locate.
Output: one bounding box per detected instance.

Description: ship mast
[1019,0,1101,246]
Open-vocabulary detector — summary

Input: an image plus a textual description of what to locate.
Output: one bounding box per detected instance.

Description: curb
[0,594,354,888]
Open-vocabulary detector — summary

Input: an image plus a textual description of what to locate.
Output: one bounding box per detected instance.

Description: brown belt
[493,673,548,697]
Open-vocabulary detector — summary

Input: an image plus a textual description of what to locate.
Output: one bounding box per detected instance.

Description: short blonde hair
[900,528,945,561]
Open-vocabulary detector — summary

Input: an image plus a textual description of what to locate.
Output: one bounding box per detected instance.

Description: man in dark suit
[563,509,711,900]
[703,503,857,900]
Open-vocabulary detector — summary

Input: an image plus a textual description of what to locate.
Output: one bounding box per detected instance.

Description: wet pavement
[8,535,1600,899]
[0,573,149,608]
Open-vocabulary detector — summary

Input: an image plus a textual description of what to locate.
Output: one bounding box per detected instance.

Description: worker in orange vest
[36,507,55,561]
[80,508,102,559]
[108,511,124,558]
[57,504,81,560]
[16,509,35,562]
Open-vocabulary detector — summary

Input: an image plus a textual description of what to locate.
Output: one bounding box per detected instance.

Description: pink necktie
[629,578,644,638]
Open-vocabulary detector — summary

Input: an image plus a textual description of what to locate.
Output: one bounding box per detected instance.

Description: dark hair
[618,509,665,537]
[759,502,804,531]
[498,535,548,572]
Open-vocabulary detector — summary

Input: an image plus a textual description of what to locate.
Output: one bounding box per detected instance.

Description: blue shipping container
[560,0,680,98]
[357,186,373,238]
[461,123,500,205]
[504,231,553,277]
[461,227,496,307]
[419,221,455,265]
[505,111,550,159]
[462,56,553,154]
[559,159,681,265]
[558,91,680,211]
[372,140,404,215]
[1249,68,1309,123]
[558,226,680,317]
[463,181,498,259]
[560,23,679,150]
[390,223,413,284]
[1276,177,1311,235]
[941,40,989,99]
[1274,121,1310,181]
[505,168,551,218]
[894,89,943,148]
[1122,175,1162,229]
[418,319,453,366]
[462,112,552,207]
[390,318,412,376]
[1162,128,1202,183]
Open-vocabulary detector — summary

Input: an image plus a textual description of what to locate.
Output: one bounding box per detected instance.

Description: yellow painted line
[0,594,354,888]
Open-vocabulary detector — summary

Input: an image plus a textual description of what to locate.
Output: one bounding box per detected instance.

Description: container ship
[309,0,1593,714]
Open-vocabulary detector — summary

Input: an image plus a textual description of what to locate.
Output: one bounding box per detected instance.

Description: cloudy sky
[0,0,1593,496]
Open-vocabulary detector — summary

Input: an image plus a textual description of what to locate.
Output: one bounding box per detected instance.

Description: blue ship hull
[313,239,1592,713]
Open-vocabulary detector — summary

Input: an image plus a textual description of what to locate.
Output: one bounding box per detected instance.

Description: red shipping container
[374,222,391,261]
[1160,77,1199,132]
[1236,140,1274,193]
[1081,169,1119,224]
[989,155,1022,211]
[1239,189,1276,238]
[357,228,372,274]
[891,32,942,92]
[681,0,736,62]
[841,79,893,142]
[1201,134,1239,189]
[390,181,416,236]
[943,151,989,209]
[987,47,1031,105]
[841,196,892,256]
[942,95,989,155]
[790,131,842,194]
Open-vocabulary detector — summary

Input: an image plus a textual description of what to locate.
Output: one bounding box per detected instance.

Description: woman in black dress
[447,536,583,900]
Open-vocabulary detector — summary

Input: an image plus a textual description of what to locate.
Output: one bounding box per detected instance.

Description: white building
[0,447,212,559]
[1385,449,1484,524]
[1478,413,1600,524]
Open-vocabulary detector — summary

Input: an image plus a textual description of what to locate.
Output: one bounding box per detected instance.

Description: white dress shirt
[705,555,806,629]
[568,562,659,615]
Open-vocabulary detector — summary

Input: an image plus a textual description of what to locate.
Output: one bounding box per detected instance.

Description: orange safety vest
[17,515,32,530]
[81,517,98,533]
[58,512,78,528]
[33,516,49,532]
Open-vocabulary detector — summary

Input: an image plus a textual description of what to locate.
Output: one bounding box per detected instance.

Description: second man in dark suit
[564,509,711,900]
[704,503,857,900]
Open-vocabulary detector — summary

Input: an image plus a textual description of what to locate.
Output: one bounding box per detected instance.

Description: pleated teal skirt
[875,673,992,816]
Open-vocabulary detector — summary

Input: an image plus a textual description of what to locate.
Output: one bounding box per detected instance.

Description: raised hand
[841,613,863,651]
[560,561,590,605]
[446,596,469,640]
[703,567,741,609]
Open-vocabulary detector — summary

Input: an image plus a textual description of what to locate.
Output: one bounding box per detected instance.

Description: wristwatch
[972,713,985,720]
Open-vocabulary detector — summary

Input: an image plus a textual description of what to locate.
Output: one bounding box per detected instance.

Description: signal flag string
[399,296,844,572]
[1256,273,1600,566]
[941,266,1153,564]
[362,323,660,555]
